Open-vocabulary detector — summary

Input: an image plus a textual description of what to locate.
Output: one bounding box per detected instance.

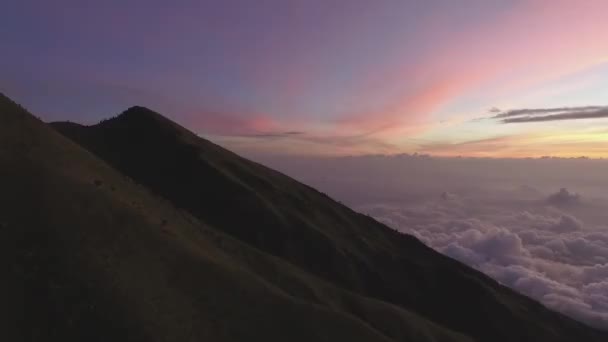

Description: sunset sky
[3,0,608,157]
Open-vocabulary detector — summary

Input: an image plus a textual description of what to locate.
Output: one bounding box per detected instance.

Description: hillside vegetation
[1,94,475,341]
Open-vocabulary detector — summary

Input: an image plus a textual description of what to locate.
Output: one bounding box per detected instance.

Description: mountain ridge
[1,92,474,342]
[50,104,608,342]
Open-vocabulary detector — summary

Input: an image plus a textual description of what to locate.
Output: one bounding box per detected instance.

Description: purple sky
[3,0,608,157]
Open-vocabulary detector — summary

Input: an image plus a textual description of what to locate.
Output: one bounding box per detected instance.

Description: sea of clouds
[255,154,608,329]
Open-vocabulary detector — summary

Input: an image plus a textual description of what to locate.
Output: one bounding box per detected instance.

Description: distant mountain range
[0,92,605,341]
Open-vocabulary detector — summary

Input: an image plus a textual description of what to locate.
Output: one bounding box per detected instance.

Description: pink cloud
[181,111,283,136]
[332,75,480,142]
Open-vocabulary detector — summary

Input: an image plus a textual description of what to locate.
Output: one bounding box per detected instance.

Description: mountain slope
[52,106,608,342]
[1,95,478,341]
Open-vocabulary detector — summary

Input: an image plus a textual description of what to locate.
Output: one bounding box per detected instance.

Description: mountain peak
[112,105,163,123]
[122,105,155,115]
[94,105,187,138]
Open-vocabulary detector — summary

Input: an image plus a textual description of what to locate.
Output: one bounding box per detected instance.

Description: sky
[3,0,608,157]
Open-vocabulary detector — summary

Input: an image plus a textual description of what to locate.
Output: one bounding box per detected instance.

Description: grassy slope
[51,106,608,342]
[1,95,475,341]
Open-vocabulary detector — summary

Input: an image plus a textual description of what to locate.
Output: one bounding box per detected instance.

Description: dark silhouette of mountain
[48,105,608,342]
[2,94,477,341]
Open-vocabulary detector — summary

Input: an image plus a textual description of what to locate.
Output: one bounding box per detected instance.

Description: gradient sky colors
[3,0,608,157]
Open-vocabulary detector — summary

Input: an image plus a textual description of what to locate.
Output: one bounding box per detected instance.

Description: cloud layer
[258,155,608,329]
[361,193,608,328]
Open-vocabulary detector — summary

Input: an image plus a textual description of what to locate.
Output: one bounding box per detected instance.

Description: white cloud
[360,199,608,329]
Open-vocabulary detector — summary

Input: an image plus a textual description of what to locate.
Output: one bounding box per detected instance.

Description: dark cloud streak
[502,107,608,123]
[485,105,608,123]
[247,131,305,138]
[492,106,605,119]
